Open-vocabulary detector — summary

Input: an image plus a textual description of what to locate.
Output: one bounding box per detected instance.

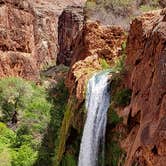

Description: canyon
[0,0,165,166]
[56,4,166,166]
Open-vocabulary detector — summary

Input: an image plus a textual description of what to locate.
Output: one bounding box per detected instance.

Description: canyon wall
[0,0,86,80]
[57,6,84,66]
[123,9,166,166]
[56,6,166,166]
[55,5,127,165]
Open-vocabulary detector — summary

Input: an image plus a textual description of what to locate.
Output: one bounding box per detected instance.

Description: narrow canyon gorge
[0,0,165,166]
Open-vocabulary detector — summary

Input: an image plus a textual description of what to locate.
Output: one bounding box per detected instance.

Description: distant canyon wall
[0,0,86,80]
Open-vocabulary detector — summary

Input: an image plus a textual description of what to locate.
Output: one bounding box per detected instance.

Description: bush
[0,77,51,134]
[99,58,110,69]
[12,145,38,166]
[0,122,15,146]
[0,77,33,122]
[61,153,76,166]
[139,4,159,12]
[0,147,12,166]
[105,0,133,7]
[109,141,125,166]
[0,122,15,166]
[108,109,122,126]
[0,77,53,166]
[112,40,127,74]
[113,88,132,107]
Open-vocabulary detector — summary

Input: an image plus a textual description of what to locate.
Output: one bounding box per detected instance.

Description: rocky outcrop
[55,4,166,166]
[0,0,86,80]
[32,0,85,68]
[123,9,166,166]
[66,21,126,101]
[57,6,84,66]
[56,6,126,100]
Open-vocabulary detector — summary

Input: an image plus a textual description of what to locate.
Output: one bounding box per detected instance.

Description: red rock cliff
[60,7,166,166]
[57,6,84,66]
[123,9,166,166]
[0,0,86,80]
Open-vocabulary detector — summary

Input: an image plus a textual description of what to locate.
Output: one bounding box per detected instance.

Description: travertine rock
[65,20,126,101]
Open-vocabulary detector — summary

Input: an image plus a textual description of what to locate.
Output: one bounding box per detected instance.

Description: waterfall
[78,70,111,166]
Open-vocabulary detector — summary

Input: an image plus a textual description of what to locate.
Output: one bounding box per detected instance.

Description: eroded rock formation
[123,9,166,166]
[0,0,86,80]
[66,21,126,101]
[57,6,166,166]
[57,6,84,66]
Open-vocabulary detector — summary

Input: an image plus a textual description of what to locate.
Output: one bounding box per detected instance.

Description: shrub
[0,147,12,166]
[108,108,122,126]
[85,0,97,9]
[12,145,38,166]
[0,77,51,134]
[0,77,33,122]
[0,122,15,166]
[105,0,133,7]
[0,122,15,146]
[111,40,127,74]
[139,5,159,12]
[61,153,76,166]
[113,88,132,107]
[109,141,125,166]
[99,58,110,69]
[0,77,53,166]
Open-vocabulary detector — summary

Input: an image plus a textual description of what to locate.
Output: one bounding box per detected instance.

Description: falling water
[78,70,111,166]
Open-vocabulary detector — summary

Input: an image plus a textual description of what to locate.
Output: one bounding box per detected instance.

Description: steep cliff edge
[57,6,84,66]
[123,9,166,166]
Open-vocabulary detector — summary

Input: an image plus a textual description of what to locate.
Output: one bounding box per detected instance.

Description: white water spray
[78,70,111,166]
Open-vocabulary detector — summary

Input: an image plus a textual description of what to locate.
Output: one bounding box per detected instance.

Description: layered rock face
[0,0,38,80]
[123,9,166,166]
[0,0,86,80]
[57,6,84,66]
[31,0,85,68]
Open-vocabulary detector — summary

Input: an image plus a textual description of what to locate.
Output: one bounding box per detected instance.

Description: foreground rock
[123,9,166,166]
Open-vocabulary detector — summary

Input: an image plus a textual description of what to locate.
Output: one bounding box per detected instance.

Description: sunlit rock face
[123,9,166,166]
[0,0,86,80]
[64,21,126,102]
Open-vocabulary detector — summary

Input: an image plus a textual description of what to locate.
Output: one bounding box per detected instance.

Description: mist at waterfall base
[78,70,111,166]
